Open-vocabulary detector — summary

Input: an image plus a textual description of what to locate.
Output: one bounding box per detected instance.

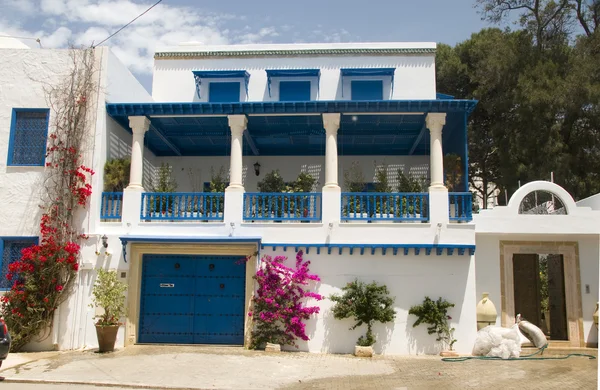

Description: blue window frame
[351,80,383,101]
[7,109,49,166]
[209,82,241,103]
[0,237,38,290]
[279,81,311,101]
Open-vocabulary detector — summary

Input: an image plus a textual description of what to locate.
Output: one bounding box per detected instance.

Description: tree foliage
[329,280,396,347]
[409,296,457,351]
[90,269,127,326]
[437,5,600,203]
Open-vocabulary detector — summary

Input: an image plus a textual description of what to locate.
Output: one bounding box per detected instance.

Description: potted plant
[409,296,457,356]
[342,161,366,222]
[103,158,130,220]
[90,268,127,353]
[149,162,178,218]
[286,172,316,221]
[397,170,427,222]
[373,163,392,222]
[257,170,286,220]
[208,166,227,219]
[329,279,396,357]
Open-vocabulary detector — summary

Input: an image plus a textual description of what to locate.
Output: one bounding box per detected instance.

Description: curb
[1,378,216,390]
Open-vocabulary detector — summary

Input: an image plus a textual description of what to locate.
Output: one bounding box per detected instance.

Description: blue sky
[1,0,503,92]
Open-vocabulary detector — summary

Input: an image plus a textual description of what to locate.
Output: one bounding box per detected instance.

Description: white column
[426,113,447,190]
[321,113,341,225]
[226,115,247,192]
[323,113,341,189]
[426,113,449,224]
[126,116,151,191]
[123,116,150,230]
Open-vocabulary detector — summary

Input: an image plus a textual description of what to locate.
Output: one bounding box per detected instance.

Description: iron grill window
[0,240,33,290]
[8,110,49,166]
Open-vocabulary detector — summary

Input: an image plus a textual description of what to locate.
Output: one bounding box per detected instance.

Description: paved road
[0,345,597,390]
[0,385,162,390]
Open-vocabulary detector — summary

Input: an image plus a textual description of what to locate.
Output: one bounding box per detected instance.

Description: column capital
[426,113,446,132]
[228,115,248,132]
[322,113,341,133]
[128,116,151,135]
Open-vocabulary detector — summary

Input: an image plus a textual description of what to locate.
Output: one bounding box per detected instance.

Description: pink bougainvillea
[248,250,322,348]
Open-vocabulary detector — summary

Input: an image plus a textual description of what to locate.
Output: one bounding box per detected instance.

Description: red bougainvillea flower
[55,285,64,292]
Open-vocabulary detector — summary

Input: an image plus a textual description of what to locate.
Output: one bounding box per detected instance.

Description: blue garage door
[139,254,246,344]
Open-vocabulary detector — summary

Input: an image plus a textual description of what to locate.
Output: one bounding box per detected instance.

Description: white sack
[472,325,521,359]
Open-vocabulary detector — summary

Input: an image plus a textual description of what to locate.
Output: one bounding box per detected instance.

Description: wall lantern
[254,162,261,176]
[101,234,109,248]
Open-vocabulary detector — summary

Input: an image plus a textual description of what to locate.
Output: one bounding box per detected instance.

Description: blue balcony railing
[100,192,123,221]
[141,192,224,221]
[449,192,473,222]
[243,193,322,222]
[341,193,429,222]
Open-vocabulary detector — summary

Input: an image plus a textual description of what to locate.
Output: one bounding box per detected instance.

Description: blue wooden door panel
[193,256,245,344]
[139,255,194,343]
[139,254,245,345]
[351,80,383,101]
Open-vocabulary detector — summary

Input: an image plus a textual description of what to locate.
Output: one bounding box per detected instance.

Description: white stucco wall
[577,193,600,210]
[0,49,75,238]
[474,182,600,346]
[158,155,429,192]
[152,43,436,102]
[259,248,477,355]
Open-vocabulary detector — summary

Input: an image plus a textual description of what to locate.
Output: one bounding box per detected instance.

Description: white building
[1,40,597,354]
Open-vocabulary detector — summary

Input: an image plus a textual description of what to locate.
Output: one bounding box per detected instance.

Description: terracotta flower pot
[96,325,119,353]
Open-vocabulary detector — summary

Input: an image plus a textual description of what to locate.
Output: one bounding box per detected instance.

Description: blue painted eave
[106,99,478,117]
[119,236,262,244]
[260,243,475,256]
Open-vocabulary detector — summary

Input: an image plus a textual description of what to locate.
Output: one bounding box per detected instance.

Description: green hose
[442,344,597,362]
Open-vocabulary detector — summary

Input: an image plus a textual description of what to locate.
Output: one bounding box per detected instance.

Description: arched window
[518,190,567,215]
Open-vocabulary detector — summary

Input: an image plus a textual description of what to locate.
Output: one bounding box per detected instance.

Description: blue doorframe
[139,254,246,344]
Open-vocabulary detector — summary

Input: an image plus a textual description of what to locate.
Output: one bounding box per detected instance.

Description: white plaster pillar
[427,113,447,190]
[426,113,449,224]
[322,113,341,225]
[226,115,247,192]
[126,116,151,191]
[224,115,247,227]
[122,116,150,230]
[323,113,341,189]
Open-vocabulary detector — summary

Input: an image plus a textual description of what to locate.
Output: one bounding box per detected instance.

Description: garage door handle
[160,283,174,288]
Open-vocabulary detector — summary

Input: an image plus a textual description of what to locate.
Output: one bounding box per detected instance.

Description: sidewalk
[0,345,394,389]
[0,345,597,390]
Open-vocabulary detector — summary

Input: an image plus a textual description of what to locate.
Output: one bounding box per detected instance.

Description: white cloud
[1,0,295,76]
[43,26,72,48]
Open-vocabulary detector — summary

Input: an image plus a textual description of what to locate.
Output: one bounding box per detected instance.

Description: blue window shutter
[8,109,49,166]
[0,238,37,290]
[208,82,241,103]
[279,81,311,101]
[351,80,383,101]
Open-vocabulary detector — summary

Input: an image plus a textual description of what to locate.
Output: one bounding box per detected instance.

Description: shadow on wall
[107,131,130,161]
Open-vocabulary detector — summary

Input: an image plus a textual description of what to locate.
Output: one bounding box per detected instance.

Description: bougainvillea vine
[248,250,322,349]
[1,48,96,351]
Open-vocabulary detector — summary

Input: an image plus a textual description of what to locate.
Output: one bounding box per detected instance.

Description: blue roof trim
[119,235,262,262]
[192,70,250,99]
[436,93,455,100]
[266,69,321,97]
[260,243,475,256]
[340,68,396,77]
[107,99,478,117]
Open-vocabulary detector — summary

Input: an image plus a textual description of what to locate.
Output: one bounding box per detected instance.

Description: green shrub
[409,296,457,351]
[330,279,396,346]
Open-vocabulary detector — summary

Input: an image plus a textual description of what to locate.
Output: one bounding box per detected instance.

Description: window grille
[0,240,34,290]
[8,110,49,166]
